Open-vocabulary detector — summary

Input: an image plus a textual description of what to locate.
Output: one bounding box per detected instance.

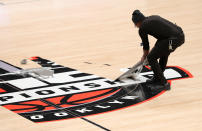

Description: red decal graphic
[0,88,6,93]
[3,100,56,113]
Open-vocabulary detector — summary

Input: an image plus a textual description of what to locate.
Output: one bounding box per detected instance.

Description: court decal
[0,57,193,123]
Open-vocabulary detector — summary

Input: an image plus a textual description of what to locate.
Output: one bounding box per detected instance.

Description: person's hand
[141,56,146,63]
[141,49,149,63]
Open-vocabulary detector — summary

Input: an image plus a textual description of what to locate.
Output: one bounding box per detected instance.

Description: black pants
[147,33,185,84]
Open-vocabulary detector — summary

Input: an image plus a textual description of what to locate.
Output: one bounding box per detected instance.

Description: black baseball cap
[132,10,145,24]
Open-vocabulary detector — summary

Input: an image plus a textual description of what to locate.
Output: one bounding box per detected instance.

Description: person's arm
[141,49,149,62]
[139,28,150,62]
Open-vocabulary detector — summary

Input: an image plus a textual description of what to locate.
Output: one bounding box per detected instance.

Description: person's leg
[146,55,169,84]
[159,55,169,72]
[147,39,170,85]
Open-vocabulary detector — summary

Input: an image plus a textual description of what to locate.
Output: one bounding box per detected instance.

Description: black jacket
[139,15,183,50]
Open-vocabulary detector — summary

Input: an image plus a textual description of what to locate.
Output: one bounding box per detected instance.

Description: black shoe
[146,76,158,84]
[164,82,171,90]
[147,82,171,91]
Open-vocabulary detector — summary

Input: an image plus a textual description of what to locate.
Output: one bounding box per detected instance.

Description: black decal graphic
[0,57,193,123]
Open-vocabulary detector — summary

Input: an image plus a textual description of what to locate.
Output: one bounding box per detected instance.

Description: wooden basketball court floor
[0,0,201,130]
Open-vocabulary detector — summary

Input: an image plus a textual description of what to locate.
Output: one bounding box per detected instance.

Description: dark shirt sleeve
[139,28,150,50]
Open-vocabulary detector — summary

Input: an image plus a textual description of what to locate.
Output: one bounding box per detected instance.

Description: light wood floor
[0,0,201,130]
